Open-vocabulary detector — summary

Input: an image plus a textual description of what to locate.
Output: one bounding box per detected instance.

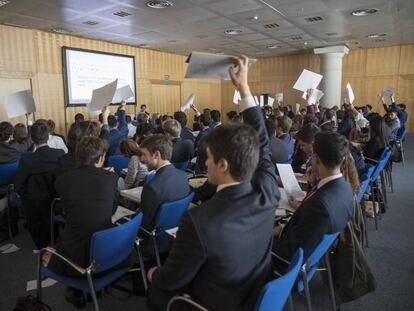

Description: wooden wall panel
[342,49,367,77]
[151,84,181,115]
[366,46,400,76]
[399,45,414,75]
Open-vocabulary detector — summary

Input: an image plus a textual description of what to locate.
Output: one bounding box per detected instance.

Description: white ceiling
[0,0,413,58]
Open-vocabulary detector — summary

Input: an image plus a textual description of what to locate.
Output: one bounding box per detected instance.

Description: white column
[314,46,349,109]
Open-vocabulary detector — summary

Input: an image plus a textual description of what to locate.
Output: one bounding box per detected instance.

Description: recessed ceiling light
[304,42,309,46]
[224,29,243,35]
[51,27,72,34]
[146,1,174,9]
[249,15,259,21]
[351,8,379,16]
[367,33,386,38]
[0,0,10,7]
[267,45,279,49]
[82,20,99,26]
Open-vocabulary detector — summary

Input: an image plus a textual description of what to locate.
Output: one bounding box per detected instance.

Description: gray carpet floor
[1,136,414,311]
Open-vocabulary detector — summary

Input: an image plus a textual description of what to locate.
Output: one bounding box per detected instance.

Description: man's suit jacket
[180,127,195,142]
[0,137,32,164]
[149,106,280,311]
[268,136,289,164]
[140,164,190,230]
[48,166,118,276]
[194,127,211,149]
[108,110,128,155]
[273,177,353,266]
[171,138,194,163]
[278,133,294,156]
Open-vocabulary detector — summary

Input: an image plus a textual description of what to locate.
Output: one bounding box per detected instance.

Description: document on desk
[112,206,136,223]
[120,186,143,203]
[293,69,323,93]
[185,51,256,80]
[276,164,305,200]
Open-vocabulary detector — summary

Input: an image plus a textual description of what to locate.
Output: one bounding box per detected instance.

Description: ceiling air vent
[224,29,243,35]
[374,39,386,42]
[146,1,174,9]
[83,20,99,26]
[290,36,303,41]
[263,22,280,29]
[305,16,323,22]
[113,11,132,17]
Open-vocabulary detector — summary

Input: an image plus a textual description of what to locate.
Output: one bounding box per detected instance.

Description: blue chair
[37,213,147,311]
[287,154,293,164]
[107,155,129,176]
[172,161,190,171]
[166,249,304,311]
[144,171,156,184]
[396,128,407,166]
[0,162,19,239]
[358,164,375,247]
[141,192,195,266]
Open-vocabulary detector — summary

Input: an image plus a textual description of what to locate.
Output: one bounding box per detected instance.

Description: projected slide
[63,47,136,105]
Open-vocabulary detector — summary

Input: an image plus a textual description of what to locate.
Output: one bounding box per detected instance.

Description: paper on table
[276,164,305,200]
[112,85,134,103]
[345,83,355,104]
[181,93,195,112]
[185,51,256,80]
[88,79,118,112]
[27,278,57,291]
[278,188,296,213]
[296,103,301,113]
[189,177,208,189]
[165,227,178,238]
[307,89,324,105]
[120,186,143,203]
[382,86,394,98]
[293,69,323,93]
[267,96,275,107]
[275,93,283,102]
[233,90,241,105]
[0,243,20,253]
[112,206,136,223]
[3,90,36,118]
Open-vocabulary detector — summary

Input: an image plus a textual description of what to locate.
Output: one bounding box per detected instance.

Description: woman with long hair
[118,139,148,189]
[363,114,388,160]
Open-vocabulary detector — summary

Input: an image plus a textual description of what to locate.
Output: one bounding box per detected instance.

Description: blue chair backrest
[155,192,195,231]
[107,155,129,175]
[172,161,189,171]
[90,212,143,274]
[307,232,339,268]
[371,147,391,181]
[357,164,375,203]
[287,154,293,164]
[144,172,156,184]
[399,128,407,141]
[255,249,304,311]
[0,162,19,186]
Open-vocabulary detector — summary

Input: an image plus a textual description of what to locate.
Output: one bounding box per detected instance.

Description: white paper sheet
[293,69,323,93]
[345,82,355,104]
[382,86,394,98]
[0,243,20,253]
[88,79,118,112]
[267,96,275,107]
[184,51,256,80]
[181,93,195,112]
[254,96,259,106]
[3,90,36,118]
[259,95,264,107]
[275,93,283,102]
[112,206,136,224]
[307,89,324,105]
[120,186,143,203]
[296,103,301,113]
[165,227,178,238]
[112,85,134,103]
[233,90,241,105]
[26,279,57,291]
[276,164,306,200]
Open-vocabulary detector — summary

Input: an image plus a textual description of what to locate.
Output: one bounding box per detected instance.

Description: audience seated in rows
[0,121,32,164]
[173,111,195,142]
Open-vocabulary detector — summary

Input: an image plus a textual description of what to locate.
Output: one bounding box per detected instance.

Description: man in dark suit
[162,119,194,164]
[0,121,32,164]
[272,131,354,272]
[174,111,195,143]
[146,55,280,311]
[139,134,191,231]
[194,113,212,150]
[107,102,128,155]
[265,118,288,164]
[275,116,294,156]
[15,120,65,249]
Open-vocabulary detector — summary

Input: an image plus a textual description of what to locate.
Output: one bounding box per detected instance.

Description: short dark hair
[324,109,334,120]
[137,113,149,125]
[276,116,292,133]
[398,103,406,110]
[200,113,211,126]
[303,114,318,125]
[226,111,237,120]
[76,136,109,167]
[140,104,147,109]
[125,115,132,123]
[265,119,276,137]
[313,131,348,170]
[210,110,221,122]
[30,120,50,145]
[140,134,172,161]
[120,139,140,157]
[295,123,321,144]
[0,121,13,142]
[108,115,117,128]
[74,113,84,123]
[67,122,84,150]
[174,111,188,127]
[13,123,27,142]
[204,122,259,182]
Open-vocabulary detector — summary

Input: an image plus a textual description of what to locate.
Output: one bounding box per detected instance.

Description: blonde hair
[162,119,181,138]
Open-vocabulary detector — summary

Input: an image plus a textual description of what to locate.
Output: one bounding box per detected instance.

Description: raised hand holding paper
[293,69,323,93]
[345,82,355,104]
[307,89,324,105]
[382,86,394,98]
[3,90,36,118]
[233,90,241,105]
[185,51,256,80]
[181,93,195,112]
[88,79,118,112]
[112,85,134,103]
[275,93,283,102]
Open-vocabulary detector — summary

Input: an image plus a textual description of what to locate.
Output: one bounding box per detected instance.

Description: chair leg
[370,182,378,230]
[380,173,388,209]
[36,251,43,301]
[375,182,383,220]
[324,253,337,311]
[361,200,369,248]
[288,294,294,311]
[134,240,148,291]
[152,233,161,267]
[302,268,312,311]
[388,167,394,193]
[86,269,100,311]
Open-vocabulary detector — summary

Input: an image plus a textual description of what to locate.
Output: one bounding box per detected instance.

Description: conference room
[0,0,413,310]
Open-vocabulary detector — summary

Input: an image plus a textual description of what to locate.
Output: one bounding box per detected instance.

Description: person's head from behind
[139,134,172,171]
[47,119,56,134]
[30,120,50,146]
[341,150,360,194]
[76,136,108,168]
[0,122,14,143]
[323,109,334,122]
[74,113,84,123]
[292,115,303,132]
[204,122,259,185]
[265,119,276,138]
[107,115,117,128]
[210,110,221,123]
[67,122,84,151]
[162,119,181,139]
[137,112,148,125]
[161,114,172,123]
[303,114,318,126]
[226,110,237,121]
[120,139,141,158]
[273,108,284,117]
[369,115,388,144]
[312,131,348,175]
[295,123,321,154]
[199,113,211,129]
[332,105,339,112]
[276,115,292,136]
[174,111,188,128]
[13,123,27,143]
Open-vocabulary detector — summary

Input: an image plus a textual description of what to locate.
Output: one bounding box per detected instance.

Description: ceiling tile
[19,5,83,22]
[164,7,218,23]
[103,24,150,35]
[1,14,56,29]
[48,0,116,13]
[0,0,43,13]
[132,31,169,41]
[68,16,119,30]
[227,8,282,24]
[234,33,271,42]
[265,0,330,17]
[205,0,263,15]
[248,19,295,32]
[115,0,195,11]
[184,16,238,32]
